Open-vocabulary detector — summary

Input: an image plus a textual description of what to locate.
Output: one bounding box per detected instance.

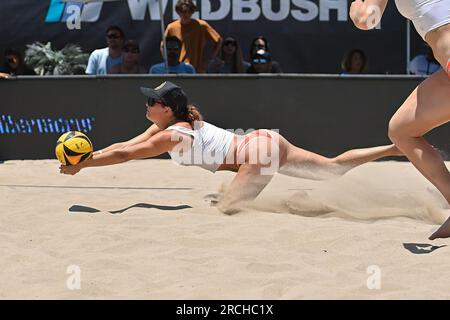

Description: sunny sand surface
[1,159,450,299]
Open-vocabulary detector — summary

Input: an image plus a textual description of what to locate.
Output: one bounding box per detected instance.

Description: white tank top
[395,0,450,39]
[165,121,235,173]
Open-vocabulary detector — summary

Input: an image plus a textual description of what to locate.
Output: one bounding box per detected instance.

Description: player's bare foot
[429,215,450,240]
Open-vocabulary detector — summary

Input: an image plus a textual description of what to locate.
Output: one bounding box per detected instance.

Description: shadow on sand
[69,203,192,214]
[403,243,447,254]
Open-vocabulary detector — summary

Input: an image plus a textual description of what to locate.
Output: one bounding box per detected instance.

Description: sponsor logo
[0,115,95,134]
[46,0,349,24]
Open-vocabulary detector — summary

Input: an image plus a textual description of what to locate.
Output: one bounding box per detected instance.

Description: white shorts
[395,0,450,39]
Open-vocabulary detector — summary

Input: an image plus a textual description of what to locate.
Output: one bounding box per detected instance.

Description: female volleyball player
[60,81,401,214]
[349,0,450,239]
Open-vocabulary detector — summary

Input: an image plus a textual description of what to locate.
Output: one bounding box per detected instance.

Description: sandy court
[1,159,450,299]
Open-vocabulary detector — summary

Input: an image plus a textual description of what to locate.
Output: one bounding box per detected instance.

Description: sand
[1,159,450,299]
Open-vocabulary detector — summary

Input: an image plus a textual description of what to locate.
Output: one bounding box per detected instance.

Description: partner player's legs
[388,70,450,205]
[386,70,450,240]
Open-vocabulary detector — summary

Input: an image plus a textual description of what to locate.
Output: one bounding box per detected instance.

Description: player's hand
[59,163,83,175]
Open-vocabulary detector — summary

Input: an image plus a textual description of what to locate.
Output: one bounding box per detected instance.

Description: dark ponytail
[172,104,203,124]
[185,105,203,123]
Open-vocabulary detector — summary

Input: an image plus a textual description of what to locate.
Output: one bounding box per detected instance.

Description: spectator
[110,40,146,74]
[340,49,368,74]
[162,0,222,73]
[207,36,250,73]
[85,26,125,75]
[247,49,279,74]
[150,36,196,74]
[249,36,282,73]
[409,44,441,76]
[0,48,36,78]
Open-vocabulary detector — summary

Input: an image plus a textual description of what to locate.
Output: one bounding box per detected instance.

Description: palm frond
[25,41,89,75]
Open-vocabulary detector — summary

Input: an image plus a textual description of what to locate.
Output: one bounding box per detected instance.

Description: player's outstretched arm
[60,130,178,175]
[93,124,161,156]
[350,0,388,30]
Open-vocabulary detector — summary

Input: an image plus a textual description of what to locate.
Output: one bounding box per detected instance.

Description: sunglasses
[252,58,269,64]
[147,98,165,107]
[224,40,237,46]
[107,34,121,39]
[124,48,139,53]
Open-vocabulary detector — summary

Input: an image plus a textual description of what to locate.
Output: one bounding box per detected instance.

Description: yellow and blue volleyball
[55,131,93,165]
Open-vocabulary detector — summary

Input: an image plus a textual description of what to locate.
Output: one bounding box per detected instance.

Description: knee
[388,116,404,144]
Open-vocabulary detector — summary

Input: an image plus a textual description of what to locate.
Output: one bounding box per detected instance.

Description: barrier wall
[1,75,448,160]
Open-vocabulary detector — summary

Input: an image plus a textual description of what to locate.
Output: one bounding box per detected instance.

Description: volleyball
[55,131,93,166]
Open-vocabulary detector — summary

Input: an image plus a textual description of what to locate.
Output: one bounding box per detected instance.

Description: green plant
[24,42,89,75]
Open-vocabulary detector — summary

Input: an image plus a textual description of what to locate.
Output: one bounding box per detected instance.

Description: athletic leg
[388,71,450,204]
[217,163,274,215]
[386,71,450,239]
[217,133,278,214]
[278,142,401,181]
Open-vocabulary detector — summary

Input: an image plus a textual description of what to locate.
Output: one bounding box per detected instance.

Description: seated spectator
[150,36,196,74]
[249,36,282,73]
[0,48,36,78]
[409,44,441,76]
[85,25,125,75]
[340,49,368,74]
[247,49,279,74]
[207,36,250,73]
[110,40,146,74]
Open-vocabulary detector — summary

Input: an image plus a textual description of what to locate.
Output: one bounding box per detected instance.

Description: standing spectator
[207,36,249,73]
[247,49,280,74]
[340,49,368,74]
[409,44,442,76]
[0,48,36,78]
[150,36,196,74]
[85,26,125,75]
[110,40,146,74]
[249,36,282,73]
[162,0,222,73]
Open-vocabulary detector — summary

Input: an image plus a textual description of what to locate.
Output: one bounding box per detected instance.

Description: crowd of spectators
[0,0,284,77]
[83,0,283,76]
[0,0,439,78]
